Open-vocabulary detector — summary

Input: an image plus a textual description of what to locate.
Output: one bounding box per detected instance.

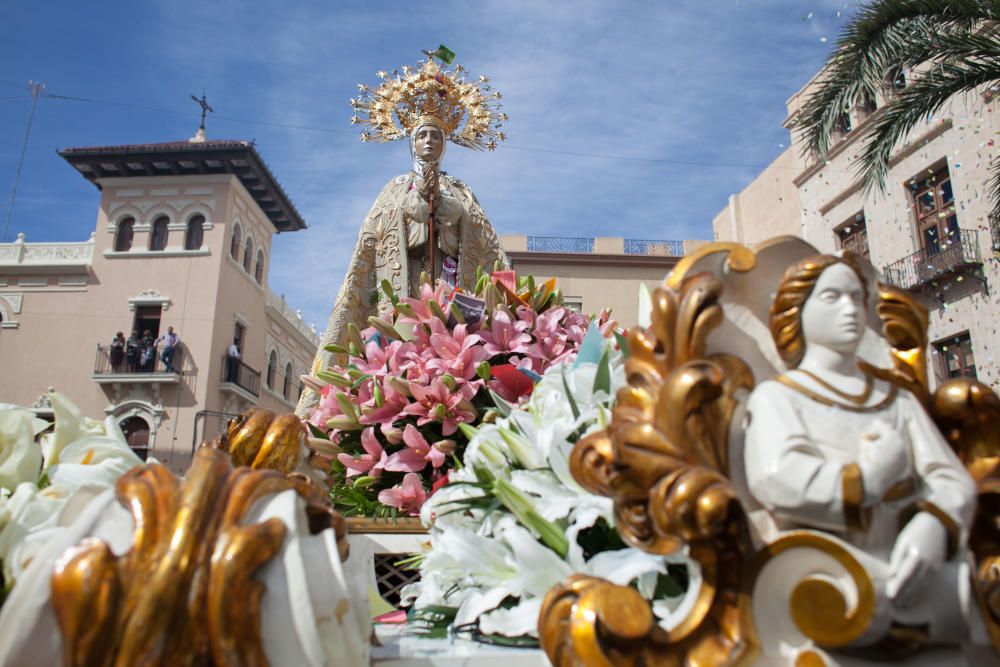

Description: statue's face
[414,125,444,162]
[800,262,866,354]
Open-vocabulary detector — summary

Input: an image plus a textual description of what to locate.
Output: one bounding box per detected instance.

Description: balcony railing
[882,229,982,290]
[527,236,595,253]
[93,344,181,377]
[221,356,261,397]
[623,238,685,256]
[523,235,686,256]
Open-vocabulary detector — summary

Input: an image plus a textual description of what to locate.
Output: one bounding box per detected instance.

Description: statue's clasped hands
[859,419,948,608]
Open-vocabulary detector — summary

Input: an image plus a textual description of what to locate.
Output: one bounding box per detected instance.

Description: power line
[3,81,43,243]
[36,86,802,170]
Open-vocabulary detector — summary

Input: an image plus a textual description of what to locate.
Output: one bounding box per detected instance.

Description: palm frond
[799,0,999,159]
[858,52,1000,195]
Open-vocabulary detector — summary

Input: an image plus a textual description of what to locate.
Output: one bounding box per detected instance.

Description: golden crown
[350,54,507,151]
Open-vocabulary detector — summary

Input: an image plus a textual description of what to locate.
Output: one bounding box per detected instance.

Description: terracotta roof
[58,139,306,232]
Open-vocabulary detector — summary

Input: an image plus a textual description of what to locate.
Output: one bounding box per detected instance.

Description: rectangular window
[910,165,958,256]
[836,213,870,259]
[934,332,977,380]
[563,296,583,314]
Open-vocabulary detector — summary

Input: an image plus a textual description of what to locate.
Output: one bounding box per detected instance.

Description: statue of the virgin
[298,52,509,416]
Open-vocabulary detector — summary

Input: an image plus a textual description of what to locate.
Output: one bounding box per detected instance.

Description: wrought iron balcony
[882,228,982,290]
[92,344,181,383]
[623,238,685,256]
[220,355,261,397]
[526,236,595,253]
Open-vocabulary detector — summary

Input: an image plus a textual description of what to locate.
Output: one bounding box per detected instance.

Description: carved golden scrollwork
[930,377,1000,652]
[542,240,1000,665]
[51,446,347,667]
[215,407,306,474]
[547,262,757,665]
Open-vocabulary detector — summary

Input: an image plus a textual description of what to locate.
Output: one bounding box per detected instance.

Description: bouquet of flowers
[306,270,615,517]
[400,344,689,641]
[0,392,145,601]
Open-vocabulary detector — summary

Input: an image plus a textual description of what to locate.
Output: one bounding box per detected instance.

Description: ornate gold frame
[538,241,1000,665]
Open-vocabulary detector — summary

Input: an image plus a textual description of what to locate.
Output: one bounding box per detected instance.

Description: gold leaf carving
[51,446,345,667]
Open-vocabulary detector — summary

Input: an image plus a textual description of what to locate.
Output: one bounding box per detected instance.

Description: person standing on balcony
[156,326,180,373]
[226,338,241,383]
[109,332,125,371]
[126,331,140,372]
[140,330,155,371]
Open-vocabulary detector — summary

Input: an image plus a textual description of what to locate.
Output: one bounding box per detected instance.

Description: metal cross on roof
[190,93,214,131]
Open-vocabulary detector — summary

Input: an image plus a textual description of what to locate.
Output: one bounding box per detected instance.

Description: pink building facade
[714,71,1000,391]
[0,139,318,475]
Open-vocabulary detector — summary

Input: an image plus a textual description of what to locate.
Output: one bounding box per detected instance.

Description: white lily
[0,408,45,491]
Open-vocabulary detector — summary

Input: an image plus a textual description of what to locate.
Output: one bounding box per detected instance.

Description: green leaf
[488,389,512,417]
[561,367,581,420]
[593,346,611,395]
[613,330,630,358]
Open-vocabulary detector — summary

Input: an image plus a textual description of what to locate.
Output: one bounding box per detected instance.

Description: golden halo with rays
[350,55,507,151]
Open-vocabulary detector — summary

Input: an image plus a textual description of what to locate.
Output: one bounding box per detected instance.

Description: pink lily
[480,309,532,356]
[402,379,477,436]
[384,424,447,473]
[425,323,489,381]
[377,473,427,515]
[336,427,388,477]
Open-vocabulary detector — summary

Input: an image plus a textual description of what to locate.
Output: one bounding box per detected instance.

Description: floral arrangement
[0,392,144,600]
[400,345,689,641]
[306,269,616,518]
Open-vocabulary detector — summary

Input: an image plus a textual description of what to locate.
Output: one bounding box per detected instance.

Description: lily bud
[306,437,341,457]
[368,315,402,341]
[492,478,568,557]
[316,370,352,388]
[387,376,412,397]
[326,415,362,431]
[433,439,457,455]
[300,374,329,394]
[433,403,447,420]
[476,362,492,381]
[440,374,457,391]
[382,425,404,444]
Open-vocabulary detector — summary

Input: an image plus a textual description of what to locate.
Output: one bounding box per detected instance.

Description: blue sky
[0,0,854,330]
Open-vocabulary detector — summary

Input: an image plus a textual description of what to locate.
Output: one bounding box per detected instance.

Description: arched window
[150,216,169,251]
[114,217,135,251]
[230,225,241,260]
[243,237,253,272]
[119,415,151,461]
[266,350,277,389]
[283,362,294,400]
[254,250,265,284]
[184,214,205,250]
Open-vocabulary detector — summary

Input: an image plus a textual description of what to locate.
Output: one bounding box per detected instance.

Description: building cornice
[508,251,679,269]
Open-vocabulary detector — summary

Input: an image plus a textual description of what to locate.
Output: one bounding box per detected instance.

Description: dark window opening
[910,166,958,256]
[255,250,265,284]
[934,332,977,380]
[283,362,293,400]
[267,350,277,390]
[133,305,162,340]
[119,415,151,461]
[837,212,870,259]
[115,217,135,252]
[234,322,246,355]
[150,216,169,251]
[185,214,205,250]
[230,226,241,260]
[243,238,254,272]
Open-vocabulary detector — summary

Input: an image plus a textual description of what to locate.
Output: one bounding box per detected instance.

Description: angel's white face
[801,262,866,354]
[414,126,444,162]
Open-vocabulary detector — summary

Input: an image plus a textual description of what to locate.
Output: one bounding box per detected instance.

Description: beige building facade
[0,139,319,475]
[499,235,708,329]
[713,70,1000,391]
